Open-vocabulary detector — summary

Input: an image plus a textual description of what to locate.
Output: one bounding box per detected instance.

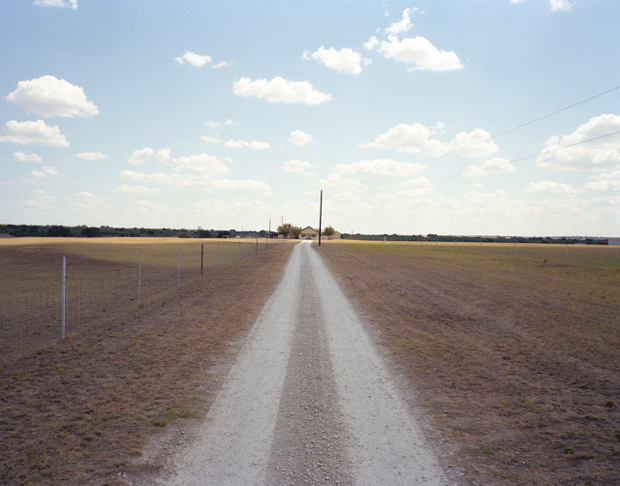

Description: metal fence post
[138,250,142,307]
[177,247,180,288]
[565,245,568,264]
[514,243,516,258]
[218,241,220,270]
[61,256,66,340]
[201,244,204,276]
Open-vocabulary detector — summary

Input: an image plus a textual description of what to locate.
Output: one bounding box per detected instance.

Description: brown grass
[316,240,620,486]
[0,239,294,486]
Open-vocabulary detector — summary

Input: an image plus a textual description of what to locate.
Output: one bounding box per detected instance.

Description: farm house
[300,226,319,239]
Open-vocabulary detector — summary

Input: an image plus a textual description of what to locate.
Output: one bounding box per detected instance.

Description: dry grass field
[316,240,620,486]
[0,238,294,486]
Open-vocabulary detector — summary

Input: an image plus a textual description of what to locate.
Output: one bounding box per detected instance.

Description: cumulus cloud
[385,8,416,35]
[174,51,212,67]
[525,181,581,194]
[14,151,42,163]
[302,47,370,74]
[288,130,313,146]
[233,77,331,105]
[114,184,160,195]
[67,192,112,211]
[462,157,515,177]
[156,148,171,162]
[397,176,433,190]
[0,120,69,147]
[280,159,317,175]
[205,121,221,128]
[510,0,525,4]
[120,153,272,194]
[212,61,231,69]
[449,129,499,158]
[201,135,222,144]
[368,35,463,71]
[224,139,270,150]
[334,159,426,179]
[6,75,98,118]
[360,123,448,154]
[76,152,107,161]
[550,0,573,12]
[34,0,77,9]
[29,166,59,177]
[584,171,620,192]
[210,179,273,194]
[536,114,620,172]
[128,147,154,165]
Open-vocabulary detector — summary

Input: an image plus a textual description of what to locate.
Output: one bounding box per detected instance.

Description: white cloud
[114,184,160,195]
[210,179,273,195]
[449,129,499,158]
[212,61,231,69]
[510,0,525,4]
[201,135,222,144]
[6,75,98,118]
[0,120,69,147]
[14,151,42,163]
[536,114,620,172]
[288,130,313,146]
[205,121,221,128]
[174,51,212,67]
[371,35,463,71]
[156,148,171,162]
[363,36,380,50]
[224,139,270,150]
[33,0,77,9]
[397,176,433,190]
[233,77,332,105]
[385,8,416,35]
[67,192,112,211]
[525,181,581,194]
[463,157,515,177]
[550,0,573,12]
[462,189,506,204]
[584,171,620,192]
[302,46,369,75]
[334,159,427,179]
[29,166,59,177]
[281,159,317,175]
[76,152,107,161]
[128,147,154,165]
[360,123,448,154]
[224,119,235,126]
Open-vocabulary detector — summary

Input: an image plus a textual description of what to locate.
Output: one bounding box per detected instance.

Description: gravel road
[152,241,447,486]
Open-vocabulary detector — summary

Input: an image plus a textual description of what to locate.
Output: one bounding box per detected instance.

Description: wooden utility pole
[318,189,323,247]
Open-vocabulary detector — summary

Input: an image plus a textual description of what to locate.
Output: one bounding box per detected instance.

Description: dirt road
[151,241,447,486]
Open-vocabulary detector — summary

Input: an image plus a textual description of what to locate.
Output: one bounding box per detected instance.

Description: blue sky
[1,0,619,236]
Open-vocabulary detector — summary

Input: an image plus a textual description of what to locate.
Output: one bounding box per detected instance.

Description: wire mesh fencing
[0,238,278,366]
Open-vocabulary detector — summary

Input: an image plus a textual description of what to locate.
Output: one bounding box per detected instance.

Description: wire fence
[0,238,279,366]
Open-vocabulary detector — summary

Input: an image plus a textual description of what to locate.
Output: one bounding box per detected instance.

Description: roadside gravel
[148,241,448,486]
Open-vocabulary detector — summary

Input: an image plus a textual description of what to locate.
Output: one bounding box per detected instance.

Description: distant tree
[290,225,302,238]
[80,226,100,237]
[197,226,211,238]
[277,223,292,238]
[322,226,335,238]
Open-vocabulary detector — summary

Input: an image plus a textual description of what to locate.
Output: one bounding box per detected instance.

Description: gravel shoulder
[149,241,447,486]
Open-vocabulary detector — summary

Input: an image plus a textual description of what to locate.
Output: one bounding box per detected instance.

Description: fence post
[588,247,590,266]
[138,251,142,307]
[565,245,568,264]
[229,241,232,264]
[514,243,516,258]
[61,256,66,340]
[238,241,240,261]
[201,244,204,276]
[177,247,180,288]
[218,241,220,270]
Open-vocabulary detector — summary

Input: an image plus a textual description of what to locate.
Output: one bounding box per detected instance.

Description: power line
[408,129,620,189]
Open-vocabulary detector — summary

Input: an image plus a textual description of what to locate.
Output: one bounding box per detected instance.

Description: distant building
[300,226,319,239]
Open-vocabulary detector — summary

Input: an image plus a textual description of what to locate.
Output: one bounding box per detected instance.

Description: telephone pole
[318,189,323,247]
